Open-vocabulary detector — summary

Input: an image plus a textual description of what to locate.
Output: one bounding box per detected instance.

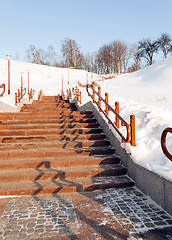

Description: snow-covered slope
[82,57,172,182]
[0,57,172,182]
[0,59,96,107]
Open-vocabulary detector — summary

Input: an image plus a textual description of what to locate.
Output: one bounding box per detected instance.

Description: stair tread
[0,175,134,193]
[0,128,103,137]
[0,145,114,153]
[0,164,126,175]
[0,154,120,168]
[0,139,110,149]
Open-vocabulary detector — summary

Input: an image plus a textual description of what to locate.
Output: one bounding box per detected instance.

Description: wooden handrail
[29,88,35,101]
[38,90,43,100]
[86,83,136,146]
[161,128,172,161]
[15,87,26,106]
[0,83,5,97]
[72,86,82,104]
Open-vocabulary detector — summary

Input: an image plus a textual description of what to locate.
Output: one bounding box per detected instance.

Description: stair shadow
[32,161,83,195]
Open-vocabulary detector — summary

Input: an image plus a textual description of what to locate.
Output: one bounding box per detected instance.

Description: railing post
[105,93,109,116]
[18,89,20,102]
[130,115,136,146]
[92,82,95,102]
[79,91,82,104]
[7,54,11,95]
[77,89,79,102]
[115,101,119,128]
[20,72,23,93]
[86,84,89,96]
[15,92,17,106]
[98,86,101,112]
[69,88,71,101]
[27,70,30,95]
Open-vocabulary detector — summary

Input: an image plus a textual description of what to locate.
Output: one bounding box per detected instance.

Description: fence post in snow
[98,86,101,111]
[130,115,136,146]
[115,102,120,128]
[105,93,109,116]
[6,54,11,95]
[27,70,30,94]
[92,82,95,102]
[20,72,23,93]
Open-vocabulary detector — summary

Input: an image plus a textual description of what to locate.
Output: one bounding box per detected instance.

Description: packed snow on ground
[0,57,172,182]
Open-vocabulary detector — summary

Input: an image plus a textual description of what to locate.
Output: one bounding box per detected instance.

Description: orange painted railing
[72,86,82,104]
[161,128,172,161]
[15,87,26,106]
[29,88,35,101]
[67,88,72,101]
[0,83,5,97]
[38,90,43,100]
[86,82,136,146]
[61,90,65,100]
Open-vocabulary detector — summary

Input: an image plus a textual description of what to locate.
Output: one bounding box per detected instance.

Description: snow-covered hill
[0,59,97,107]
[83,57,172,182]
[0,57,172,182]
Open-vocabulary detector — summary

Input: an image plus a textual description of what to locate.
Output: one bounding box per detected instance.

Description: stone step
[0,146,115,160]
[0,96,134,196]
[21,107,77,112]
[0,118,97,125]
[0,164,127,183]
[0,127,103,137]
[2,122,100,130]
[0,139,110,151]
[0,176,134,195]
[24,101,75,105]
[0,155,120,170]
[1,133,106,143]
[0,113,94,121]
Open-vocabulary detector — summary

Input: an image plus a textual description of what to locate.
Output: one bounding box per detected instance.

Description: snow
[0,57,172,182]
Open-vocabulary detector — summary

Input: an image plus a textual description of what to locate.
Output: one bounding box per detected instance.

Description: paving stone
[0,188,171,239]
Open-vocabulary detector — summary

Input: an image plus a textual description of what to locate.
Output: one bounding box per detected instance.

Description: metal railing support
[161,128,172,161]
[98,86,101,111]
[86,83,136,146]
[130,115,136,146]
[115,101,119,128]
[0,83,5,97]
[105,93,109,117]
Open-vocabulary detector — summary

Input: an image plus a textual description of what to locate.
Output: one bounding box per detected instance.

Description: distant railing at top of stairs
[67,82,136,146]
[0,83,5,97]
[38,90,43,101]
[161,128,172,161]
[15,87,26,106]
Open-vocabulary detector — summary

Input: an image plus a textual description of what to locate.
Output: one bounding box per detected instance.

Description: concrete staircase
[0,96,134,195]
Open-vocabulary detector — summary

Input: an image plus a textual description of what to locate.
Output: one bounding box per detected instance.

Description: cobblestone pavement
[0,187,171,240]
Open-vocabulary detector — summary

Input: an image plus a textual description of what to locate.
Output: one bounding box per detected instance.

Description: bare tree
[47,45,56,66]
[157,33,172,58]
[61,39,84,69]
[95,44,113,74]
[138,39,159,65]
[111,41,128,73]
[26,45,36,63]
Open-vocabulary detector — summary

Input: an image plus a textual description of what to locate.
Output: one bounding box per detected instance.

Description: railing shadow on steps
[0,83,5,97]
[161,127,172,161]
[66,83,136,146]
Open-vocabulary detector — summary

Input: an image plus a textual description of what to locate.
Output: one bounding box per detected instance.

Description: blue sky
[0,0,172,61]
